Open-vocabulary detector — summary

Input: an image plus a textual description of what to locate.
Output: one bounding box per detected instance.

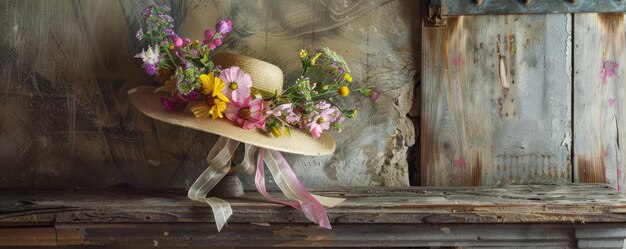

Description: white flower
[135,45,160,66]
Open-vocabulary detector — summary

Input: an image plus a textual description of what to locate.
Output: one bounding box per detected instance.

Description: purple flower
[160,96,186,112]
[145,64,158,76]
[314,100,331,111]
[285,110,301,124]
[213,38,222,47]
[215,19,233,34]
[370,87,380,102]
[142,5,154,18]
[180,90,199,102]
[182,38,191,46]
[204,29,215,39]
[135,28,143,40]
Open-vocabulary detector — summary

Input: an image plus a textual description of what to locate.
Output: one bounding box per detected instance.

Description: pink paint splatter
[608,98,616,107]
[452,55,464,67]
[601,60,619,85]
[453,156,467,169]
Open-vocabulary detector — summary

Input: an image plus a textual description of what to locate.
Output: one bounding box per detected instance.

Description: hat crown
[212,53,283,97]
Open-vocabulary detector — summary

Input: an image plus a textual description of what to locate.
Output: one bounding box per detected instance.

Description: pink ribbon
[255,148,332,228]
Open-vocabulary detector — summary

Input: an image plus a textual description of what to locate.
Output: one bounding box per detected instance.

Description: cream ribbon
[188,136,345,231]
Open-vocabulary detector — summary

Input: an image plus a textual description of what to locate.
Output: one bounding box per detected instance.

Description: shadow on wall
[0,0,418,189]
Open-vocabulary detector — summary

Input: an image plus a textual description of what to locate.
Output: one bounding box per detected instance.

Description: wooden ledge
[1,184,626,247]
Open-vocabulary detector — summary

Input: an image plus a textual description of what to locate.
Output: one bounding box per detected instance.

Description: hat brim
[128,86,336,156]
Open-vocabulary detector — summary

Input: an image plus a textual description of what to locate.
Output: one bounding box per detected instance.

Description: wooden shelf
[1,184,626,247]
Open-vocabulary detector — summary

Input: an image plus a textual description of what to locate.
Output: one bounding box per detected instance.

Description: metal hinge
[424,0,447,27]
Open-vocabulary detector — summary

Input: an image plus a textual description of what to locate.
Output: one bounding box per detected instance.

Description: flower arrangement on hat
[135,4,379,139]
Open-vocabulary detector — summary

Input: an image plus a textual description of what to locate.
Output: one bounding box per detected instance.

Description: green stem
[164,44,178,68]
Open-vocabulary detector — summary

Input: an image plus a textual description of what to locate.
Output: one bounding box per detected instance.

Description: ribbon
[188,137,346,231]
[187,137,239,231]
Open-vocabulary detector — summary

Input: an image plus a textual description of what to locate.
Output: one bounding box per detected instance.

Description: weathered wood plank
[0,186,624,247]
[421,15,572,186]
[0,228,57,246]
[574,13,626,193]
[1,185,625,226]
[53,223,578,247]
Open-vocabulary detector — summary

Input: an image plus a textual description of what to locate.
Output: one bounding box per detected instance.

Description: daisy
[220,66,252,102]
[190,73,230,119]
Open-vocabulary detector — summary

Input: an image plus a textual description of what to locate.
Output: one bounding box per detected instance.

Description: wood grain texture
[421,15,572,186]
[2,184,626,225]
[0,0,418,189]
[1,185,626,247]
[573,13,626,193]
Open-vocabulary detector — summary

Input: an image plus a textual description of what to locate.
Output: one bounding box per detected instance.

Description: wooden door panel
[421,15,572,186]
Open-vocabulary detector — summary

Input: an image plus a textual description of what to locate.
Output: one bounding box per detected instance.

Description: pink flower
[308,111,333,138]
[225,97,265,130]
[173,36,183,47]
[220,66,252,102]
[265,103,292,117]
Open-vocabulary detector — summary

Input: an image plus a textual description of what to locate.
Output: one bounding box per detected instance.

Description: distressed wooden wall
[421,15,573,186]
[573,13,626,191]
[421,12,626,191]
[0,0,418,189]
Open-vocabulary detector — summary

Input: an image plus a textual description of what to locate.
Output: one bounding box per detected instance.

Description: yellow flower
[310,52,322,66]
[191,98,227,119]
[338,85,349,97]
[299,49,308,58]
[344,73,352,83]
[192,73,231,119]
[199,73,230,103]
[271,127,282,138]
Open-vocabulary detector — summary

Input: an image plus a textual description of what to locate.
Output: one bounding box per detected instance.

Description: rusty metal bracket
[424,0,447,27]
[424,0,626,27]
[443,0,626,16]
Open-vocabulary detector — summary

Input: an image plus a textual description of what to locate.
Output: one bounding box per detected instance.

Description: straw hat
[128,52,336,156]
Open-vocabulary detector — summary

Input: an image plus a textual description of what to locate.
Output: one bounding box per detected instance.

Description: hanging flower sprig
[263,48,378,138]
